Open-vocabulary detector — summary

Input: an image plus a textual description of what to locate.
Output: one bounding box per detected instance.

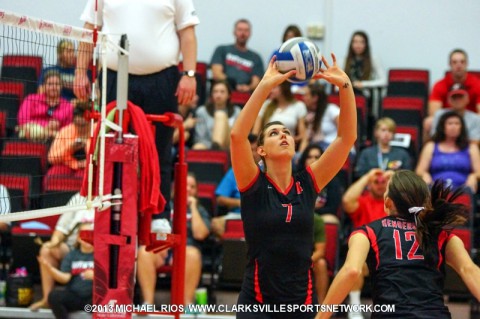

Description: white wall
[2,0,480,88]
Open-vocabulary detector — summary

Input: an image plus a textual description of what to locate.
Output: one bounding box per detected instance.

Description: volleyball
[275,37,321,83]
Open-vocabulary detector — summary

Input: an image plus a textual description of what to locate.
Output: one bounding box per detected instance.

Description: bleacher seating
[186,150,230,186]
[0,55,42,96]
[381,96,425,137]
[0,81,25,136]
[218,219,246,288]
[0,174,31,212]
[0,141,48,203]
[328,94,368,143]
[386,68,429,102]
[230,91,251,107]
[42,175,82,209]
[197,182,217,217]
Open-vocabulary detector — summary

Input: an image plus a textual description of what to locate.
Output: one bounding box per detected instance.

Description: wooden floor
[0,284,475,318]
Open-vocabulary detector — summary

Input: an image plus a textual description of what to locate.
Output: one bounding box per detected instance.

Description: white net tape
[0,10,93,43]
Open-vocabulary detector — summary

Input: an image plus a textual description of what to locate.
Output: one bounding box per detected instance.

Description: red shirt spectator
[430,72,480,113]
[349,194,386,229]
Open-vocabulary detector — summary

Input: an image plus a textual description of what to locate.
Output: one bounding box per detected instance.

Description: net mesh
[0,11,96,217]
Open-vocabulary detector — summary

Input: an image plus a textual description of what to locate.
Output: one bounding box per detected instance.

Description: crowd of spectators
[1,19,480,318]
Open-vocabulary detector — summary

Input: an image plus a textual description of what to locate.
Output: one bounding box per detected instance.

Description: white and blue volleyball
[275,37,321,84]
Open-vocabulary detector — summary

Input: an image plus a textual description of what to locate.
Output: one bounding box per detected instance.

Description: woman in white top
[344,31,386,95]
[300,82,340,153]
[193,80,241,150]
[253,81,307,148]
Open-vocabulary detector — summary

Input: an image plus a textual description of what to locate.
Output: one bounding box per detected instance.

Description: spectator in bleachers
[137,172,211,306]
[429,49,480,115]
[416,111,480,193]
[39,39,77,101]
[343,31,386,97]
[253,81,307,150]
[17,69,74,141]
[281,24,302,43]
[30,193,94,311]
[210,19,264,93]
[301,82,340,153]
[342,168,392,319]
[193,80,241,150]
[354,117,412,180]
[428,84,480,144]
[44,222,94,319]
[46,105,91,179]
[211,134,259,238]
[296,144,341,225]
[424,49,480,142]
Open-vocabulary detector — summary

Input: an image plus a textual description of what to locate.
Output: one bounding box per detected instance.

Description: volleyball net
[0,10,99,220]
[0,10,188,317]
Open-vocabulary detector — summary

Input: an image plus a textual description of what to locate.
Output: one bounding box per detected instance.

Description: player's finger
[331,52,337,65]
[269,55,277,69]
[321,55,330,69]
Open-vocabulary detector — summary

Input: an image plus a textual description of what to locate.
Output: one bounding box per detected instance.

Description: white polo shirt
[81,0,199,75]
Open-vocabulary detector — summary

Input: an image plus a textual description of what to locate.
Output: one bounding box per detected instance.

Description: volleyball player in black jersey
[230,54,356,319]
[317,170,480,319]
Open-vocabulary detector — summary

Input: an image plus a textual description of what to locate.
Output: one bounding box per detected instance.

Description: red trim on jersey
[304,265,313,305]
[254,259,263,303]
[266,174,293,195]
[365,226,380,269]
[238,166,261,193]
[436,231,452,269]
[306,166,321,193]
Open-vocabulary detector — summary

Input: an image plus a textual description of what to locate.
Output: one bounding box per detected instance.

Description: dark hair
[257,121,286,172]
[307,82,328,135]
[42,69,61,85]
[344,31,372,81]
[247,133,258,144]
[297,144,323,172]
[260,82,295,128]
[432,111,469,149]
[387,170,468,267]
[449,48,468,63]
[282,24,302,42]
[205,80,236,117]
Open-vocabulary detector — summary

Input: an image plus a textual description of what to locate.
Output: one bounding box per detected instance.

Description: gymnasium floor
[0,284,472,319]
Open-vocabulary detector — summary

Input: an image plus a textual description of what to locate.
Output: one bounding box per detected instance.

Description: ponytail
[415,180,468,267]
[387,171,469,267]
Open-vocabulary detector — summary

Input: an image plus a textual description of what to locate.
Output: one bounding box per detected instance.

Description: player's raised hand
[314,53,351,89]
[260,56,296,89]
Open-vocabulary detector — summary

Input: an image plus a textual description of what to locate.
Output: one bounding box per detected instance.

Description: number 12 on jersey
[393,230,424,260]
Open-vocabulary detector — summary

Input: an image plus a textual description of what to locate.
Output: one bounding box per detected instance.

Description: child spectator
[42,222,94,319]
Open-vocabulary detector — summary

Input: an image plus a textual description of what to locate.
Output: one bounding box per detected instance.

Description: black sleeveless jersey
[238,166,320,306]
[354,216,453,318]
